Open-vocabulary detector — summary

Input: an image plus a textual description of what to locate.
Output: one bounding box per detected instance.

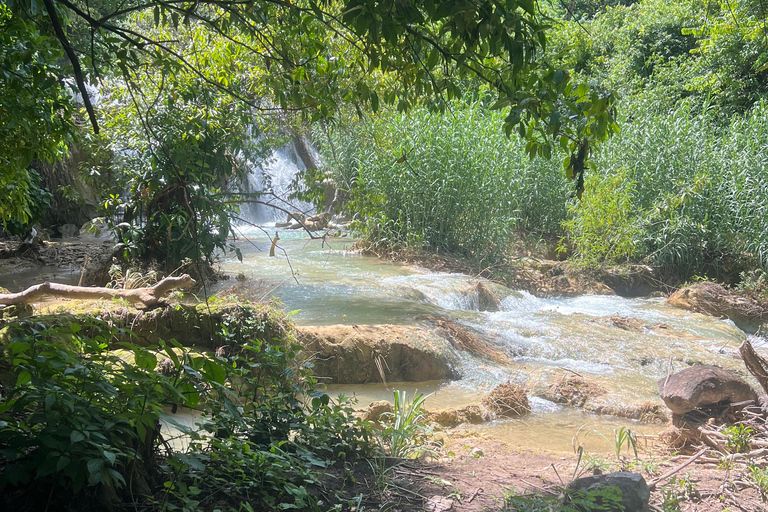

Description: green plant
[377,390,432,459]
[504,486,625,511]
[660,473,700,512]
[723,423,754,453]
[0,304,377,511]
[592,427,638,461]
[749,463,768,501]
[0,320,192,501]
[583,455,615,475]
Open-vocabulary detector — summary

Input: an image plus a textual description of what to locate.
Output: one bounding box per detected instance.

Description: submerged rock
[475,281,520,312]
[296,324,460,384]
[481,382,530,417]
[542,376,606,408]
[658,365,758,415]
[567,472,650,512]
[426,404,492,428]
[422,316,511,365]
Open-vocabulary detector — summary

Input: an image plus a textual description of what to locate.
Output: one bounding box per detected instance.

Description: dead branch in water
[0,275,196,308]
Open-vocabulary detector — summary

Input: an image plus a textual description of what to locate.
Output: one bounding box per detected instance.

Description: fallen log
[0,275,196,308]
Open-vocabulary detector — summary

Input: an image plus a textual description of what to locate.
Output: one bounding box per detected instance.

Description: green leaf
[87,458,105,484]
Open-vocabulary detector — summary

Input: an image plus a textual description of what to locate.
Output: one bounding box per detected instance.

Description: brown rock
[426,405,492,428]
[667,281,768,325]
[297,324,460,384]
[362,400,394,423]
[658,365,758,415]
[482,383,531,417]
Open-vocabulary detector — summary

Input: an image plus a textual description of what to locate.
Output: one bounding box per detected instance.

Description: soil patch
[351,433,764,511]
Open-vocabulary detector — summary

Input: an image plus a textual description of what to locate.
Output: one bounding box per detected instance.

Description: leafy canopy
[1,0,621,233]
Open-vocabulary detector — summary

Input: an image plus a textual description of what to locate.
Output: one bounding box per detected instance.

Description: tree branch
[42,0,99,133]
[0,275,196,308]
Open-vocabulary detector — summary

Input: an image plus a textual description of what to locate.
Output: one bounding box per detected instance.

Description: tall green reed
[317,103,570,263]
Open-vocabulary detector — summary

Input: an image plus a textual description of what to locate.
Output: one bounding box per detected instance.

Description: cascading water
[239,140,316,226]
[214,233,768,453]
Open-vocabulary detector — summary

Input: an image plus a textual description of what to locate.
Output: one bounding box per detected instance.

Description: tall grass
[317,103,570,263]
[572,99,768,279]
[317,99,768,281]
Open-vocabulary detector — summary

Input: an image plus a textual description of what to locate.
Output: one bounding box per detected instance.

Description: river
[213,228,762,454]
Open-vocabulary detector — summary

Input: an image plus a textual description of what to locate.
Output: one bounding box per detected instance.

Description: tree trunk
[0,275,196,308]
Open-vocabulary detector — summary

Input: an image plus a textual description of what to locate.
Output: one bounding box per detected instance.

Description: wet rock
[424,316,511,365]
[58,223,80,238]
[282,212,330,231]
[482,383,531,417]
[476,282,509,311]
[658,365,758,415]
[541,376,606,408]
[362,400,394,423]
[276,211,306,229]
[566,472,650,512]
[667,281,768,326]
[426,405,492,428]
[296,325,460,384]
[303,212,331,231]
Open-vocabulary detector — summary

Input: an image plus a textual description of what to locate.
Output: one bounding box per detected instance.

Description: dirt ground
[347,431,767,512]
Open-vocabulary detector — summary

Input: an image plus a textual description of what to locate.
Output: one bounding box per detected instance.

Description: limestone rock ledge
[297,324,461,384]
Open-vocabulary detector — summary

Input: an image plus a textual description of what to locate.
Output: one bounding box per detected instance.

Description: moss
[0,298,294,351]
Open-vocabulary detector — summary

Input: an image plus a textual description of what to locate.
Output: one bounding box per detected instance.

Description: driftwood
[739,339,768,396]
[648,448,708,490]
[0,275,196,308]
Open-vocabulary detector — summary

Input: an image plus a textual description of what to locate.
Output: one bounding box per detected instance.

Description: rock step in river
[214,231,764,454]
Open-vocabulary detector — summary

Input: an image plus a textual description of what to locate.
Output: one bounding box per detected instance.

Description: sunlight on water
[210,231,754,453]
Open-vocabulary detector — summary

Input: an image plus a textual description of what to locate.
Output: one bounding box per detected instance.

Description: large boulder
[296,324,460,384]
[667,281,768,326]
[566,472,650,512]
[658,365,758,415]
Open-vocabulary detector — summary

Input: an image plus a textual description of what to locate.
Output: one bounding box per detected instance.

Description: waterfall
[240,139,316,225]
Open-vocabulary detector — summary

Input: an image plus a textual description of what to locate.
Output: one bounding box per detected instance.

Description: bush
[566,100,768,280]
[0,308,374,511]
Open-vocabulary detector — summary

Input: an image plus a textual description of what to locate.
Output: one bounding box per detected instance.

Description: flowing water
[216,229,762,454]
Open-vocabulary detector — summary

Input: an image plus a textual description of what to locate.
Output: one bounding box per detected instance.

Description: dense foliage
[312,103,569,261]
[311,0,768,282]
[0,307,372,511]
[1,0,618,248]
[0,3,73,224]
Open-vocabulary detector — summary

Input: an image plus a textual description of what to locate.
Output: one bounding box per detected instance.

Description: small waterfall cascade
[240,139,317,225]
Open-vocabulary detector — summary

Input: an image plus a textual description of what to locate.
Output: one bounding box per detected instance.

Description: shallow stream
[214,229,765,454]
